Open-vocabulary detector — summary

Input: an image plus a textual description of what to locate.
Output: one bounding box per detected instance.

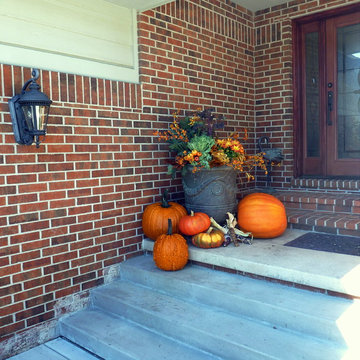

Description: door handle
[327,90,333,125]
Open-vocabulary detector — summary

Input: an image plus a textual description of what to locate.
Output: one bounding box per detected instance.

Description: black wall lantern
[8,69,52,148]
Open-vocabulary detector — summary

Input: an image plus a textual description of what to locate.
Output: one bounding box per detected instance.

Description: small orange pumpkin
[142,190,187,240]
[191,227,225,248]
[153,219,189,271]
[237,192,287,238]
[178,211,211,236]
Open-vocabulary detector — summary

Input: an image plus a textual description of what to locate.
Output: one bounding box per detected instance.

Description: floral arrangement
[154,108,267,180]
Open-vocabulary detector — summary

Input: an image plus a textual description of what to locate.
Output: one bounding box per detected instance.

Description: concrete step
[59,252,360,359]
[143,232,360,298]
[59,309,220,360]
[7,337,99,360]
[89,275,345,359]
[119,255,357,346]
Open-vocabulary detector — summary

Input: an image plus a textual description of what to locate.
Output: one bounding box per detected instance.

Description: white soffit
[231,0,289,12]
[104,0,174,12]
[105,0,290,12]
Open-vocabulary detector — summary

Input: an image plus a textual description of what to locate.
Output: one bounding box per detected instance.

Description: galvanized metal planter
[182,165,237,224]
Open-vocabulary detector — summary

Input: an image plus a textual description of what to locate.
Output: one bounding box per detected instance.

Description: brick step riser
[290,186,360,193]
[287,222,359,237]
[285,209,359,237]
[291,179,360,193]
[248,188,360,236]
[281,200,360,215]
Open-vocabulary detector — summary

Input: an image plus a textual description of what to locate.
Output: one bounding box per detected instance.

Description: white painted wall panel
[0,0,139,82]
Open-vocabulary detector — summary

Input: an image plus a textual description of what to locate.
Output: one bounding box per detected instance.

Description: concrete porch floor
[143,229,360,298]
[7,337,99,360]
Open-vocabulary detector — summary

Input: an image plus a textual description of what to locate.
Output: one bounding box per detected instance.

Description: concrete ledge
[7,337,99,360]
[143,229,360,298]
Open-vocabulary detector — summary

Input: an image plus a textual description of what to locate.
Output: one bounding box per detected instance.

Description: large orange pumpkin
[237,193,287,238]
[178,211,211,236]
[153,219,189,271]
[142,190,187,240]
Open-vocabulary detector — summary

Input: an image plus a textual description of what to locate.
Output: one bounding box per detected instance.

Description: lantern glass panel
[37,105,49,132]
[21,105,49,134]
[21,105,35,131]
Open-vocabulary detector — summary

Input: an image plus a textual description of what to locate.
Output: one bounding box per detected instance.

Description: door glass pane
[337,23,360,159]
[305,32,320,157]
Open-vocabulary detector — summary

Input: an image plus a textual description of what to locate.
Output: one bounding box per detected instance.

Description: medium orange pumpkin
[191,227,225,248]
[153,219,189,271]
[237,192,287,238]
[142,190,187,240]
[178,211,211,236]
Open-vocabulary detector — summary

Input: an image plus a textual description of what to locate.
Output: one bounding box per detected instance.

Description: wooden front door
[296,9,360,177]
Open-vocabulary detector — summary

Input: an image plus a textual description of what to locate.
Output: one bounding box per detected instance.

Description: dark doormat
[284,233,360,256]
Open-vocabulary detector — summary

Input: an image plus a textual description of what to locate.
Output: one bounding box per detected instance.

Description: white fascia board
[104,0,175,12]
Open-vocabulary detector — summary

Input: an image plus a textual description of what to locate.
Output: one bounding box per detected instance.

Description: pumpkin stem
[190,210,194,216]
[161,189,171,208]
[206,226,213,234]
[167,218,173,235]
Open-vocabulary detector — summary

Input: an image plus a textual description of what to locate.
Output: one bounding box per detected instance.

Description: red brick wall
[254,0,360,188]
[139,0,258,193]
[0,68,145,356]
[1,0,358,356]
[0,0,256,356]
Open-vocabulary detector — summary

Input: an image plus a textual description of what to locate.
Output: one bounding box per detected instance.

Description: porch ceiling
[232,0,289,12]
[106,0,290,13]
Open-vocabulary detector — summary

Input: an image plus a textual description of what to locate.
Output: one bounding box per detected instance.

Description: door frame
[292,2,360,178]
